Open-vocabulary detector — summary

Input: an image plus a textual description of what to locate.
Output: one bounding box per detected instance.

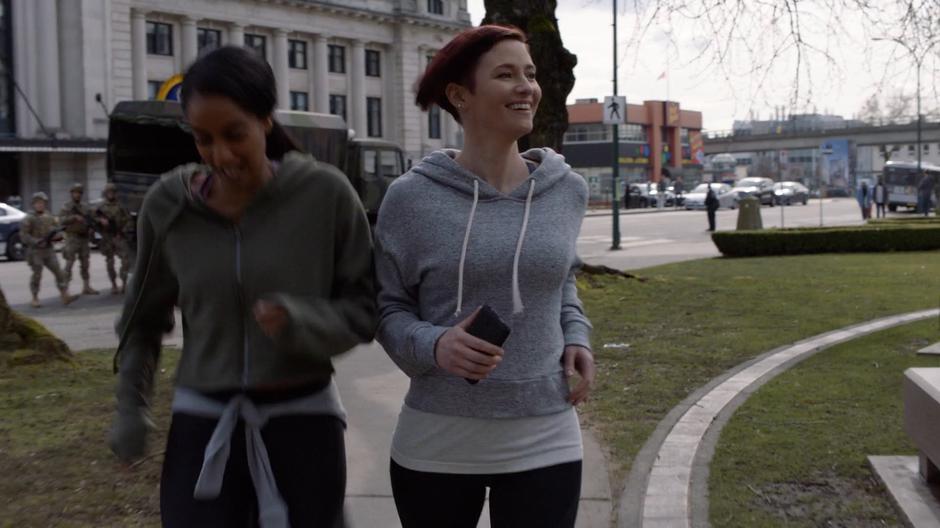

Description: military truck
[107,100,405,224]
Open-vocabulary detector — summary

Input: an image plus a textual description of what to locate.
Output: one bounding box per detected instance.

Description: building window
[367,97,382,137]
[289,39,307,69]
[365,50,381,77]
[147,80,164,100]
[197,28,221,55]
[923,143,930,154]
[427,0,444,15]
[290,91,309,111]
[146,21,173,56]
[428,105,441,139]
[328,45,346,73]
[908,144,915,155]
[245,34,266,60]
[329,94,347,122]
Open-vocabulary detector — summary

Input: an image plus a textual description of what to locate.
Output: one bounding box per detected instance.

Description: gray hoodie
[375,148,592,419]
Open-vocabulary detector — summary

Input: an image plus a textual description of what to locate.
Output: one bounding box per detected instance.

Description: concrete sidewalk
[336,341,613,528]
[586,206,685,218]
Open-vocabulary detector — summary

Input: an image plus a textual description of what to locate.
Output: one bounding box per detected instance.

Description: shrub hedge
[711,224,940,257]
[867,216,940,225]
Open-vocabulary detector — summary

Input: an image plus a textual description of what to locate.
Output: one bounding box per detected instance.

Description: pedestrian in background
[918,171,935,216]
[674,175,684,209]
[375,25,594,528]
[95,183,132,294]
[623,182,632,209]
[20,192,77,308]
[857,181,872,220]
[108,46,376,528]
[705,183,719,231]
[59,182,99,295]
[873,177,888,218]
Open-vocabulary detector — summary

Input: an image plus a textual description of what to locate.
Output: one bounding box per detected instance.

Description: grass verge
[0,348,178,527]
[708,319,940,527]
[579,251,940,493]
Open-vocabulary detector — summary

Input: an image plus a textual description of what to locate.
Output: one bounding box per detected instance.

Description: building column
[350,39,367,136]
[228,23,244,47]
[181,16,198,68]
[312,35,330,113]
[669,126,683,170]
[131,8,148,100]
[36,0,62,130]
[273,29,290,109]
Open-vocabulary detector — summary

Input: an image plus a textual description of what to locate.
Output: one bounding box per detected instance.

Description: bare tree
[620,0,940,117]
[857,94,882,125]
[483,0,577,152]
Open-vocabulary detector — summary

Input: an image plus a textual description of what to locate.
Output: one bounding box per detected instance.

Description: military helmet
[70,182,84,193]
[31,191,49,203]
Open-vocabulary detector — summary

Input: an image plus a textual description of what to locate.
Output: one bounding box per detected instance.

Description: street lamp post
[610,0,621,250]
[872,37,939,176]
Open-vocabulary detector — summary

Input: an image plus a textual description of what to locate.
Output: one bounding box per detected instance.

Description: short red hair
[415,25,527,123]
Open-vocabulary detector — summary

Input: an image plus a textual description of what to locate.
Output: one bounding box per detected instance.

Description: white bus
[882,160,940,211]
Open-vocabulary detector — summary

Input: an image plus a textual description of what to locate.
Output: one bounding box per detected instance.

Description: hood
[410,148,573,200]
[405,147,575,315]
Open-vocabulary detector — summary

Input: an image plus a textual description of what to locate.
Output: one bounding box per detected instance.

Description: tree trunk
[483,0,576,153]
[0,286,72,367]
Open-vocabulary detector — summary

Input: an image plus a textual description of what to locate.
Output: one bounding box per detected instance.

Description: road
[578,197,865,270]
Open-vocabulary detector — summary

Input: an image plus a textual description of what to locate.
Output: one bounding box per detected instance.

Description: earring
[457,103,464,110]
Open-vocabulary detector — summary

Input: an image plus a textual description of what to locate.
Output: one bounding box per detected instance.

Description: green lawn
[0,349,179,527]
[1,251,938,525]
[708,319,940,527]
[579,251,940,492]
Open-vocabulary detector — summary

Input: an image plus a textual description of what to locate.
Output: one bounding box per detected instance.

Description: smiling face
[185,93,272,190]
[452,39,541,141]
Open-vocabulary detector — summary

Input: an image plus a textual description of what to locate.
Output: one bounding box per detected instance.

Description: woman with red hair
[374,25,595,527]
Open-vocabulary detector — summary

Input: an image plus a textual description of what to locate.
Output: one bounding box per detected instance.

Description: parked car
[684,183,737,210]
[667,185,685,207]
[773,181,810,205]
[0,202,27,260]
[627,183,654,208]
[733,177,776,206]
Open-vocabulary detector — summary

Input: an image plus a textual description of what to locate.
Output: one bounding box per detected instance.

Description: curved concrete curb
[618,308,940,528]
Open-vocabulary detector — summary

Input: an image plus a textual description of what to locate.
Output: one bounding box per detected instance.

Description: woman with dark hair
[108,46,376,527]
[375,25,595,527]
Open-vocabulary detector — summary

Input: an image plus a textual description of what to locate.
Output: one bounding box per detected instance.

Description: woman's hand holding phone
[435,307,504,381]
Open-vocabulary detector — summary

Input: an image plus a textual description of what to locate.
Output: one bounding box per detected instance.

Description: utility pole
[610,0,621,250]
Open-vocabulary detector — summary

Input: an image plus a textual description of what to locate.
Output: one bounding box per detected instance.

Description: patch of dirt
[752,472,901,527]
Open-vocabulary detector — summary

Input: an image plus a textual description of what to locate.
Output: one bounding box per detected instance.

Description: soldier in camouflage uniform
[59,183,99,295]
[20,192,77,308]
[95,183,131,294]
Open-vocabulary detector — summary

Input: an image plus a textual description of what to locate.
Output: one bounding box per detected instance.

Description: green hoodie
[113,151,376,413]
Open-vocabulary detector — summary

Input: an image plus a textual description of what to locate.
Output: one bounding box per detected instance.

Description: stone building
[1,0,469,208]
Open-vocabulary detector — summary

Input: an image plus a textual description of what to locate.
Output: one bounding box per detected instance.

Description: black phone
[464,304,510,385]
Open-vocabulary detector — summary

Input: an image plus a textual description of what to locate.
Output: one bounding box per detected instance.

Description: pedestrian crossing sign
[603,96,627,125]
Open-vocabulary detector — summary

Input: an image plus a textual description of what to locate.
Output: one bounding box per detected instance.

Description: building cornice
[132,0,470,39]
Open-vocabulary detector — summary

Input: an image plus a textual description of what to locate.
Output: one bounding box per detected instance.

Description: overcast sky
[466,0,938,132]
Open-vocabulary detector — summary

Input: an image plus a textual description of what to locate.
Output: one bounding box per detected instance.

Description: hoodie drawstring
[454,178,536,316]
[455,179,479,315]
[511,179,536,314]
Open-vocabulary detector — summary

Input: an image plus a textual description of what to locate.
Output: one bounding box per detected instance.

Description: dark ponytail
[180,46,300,161]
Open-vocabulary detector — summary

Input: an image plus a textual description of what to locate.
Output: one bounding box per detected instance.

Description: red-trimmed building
[563,98,704,203]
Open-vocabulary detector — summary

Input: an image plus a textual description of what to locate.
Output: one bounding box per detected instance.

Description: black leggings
[390,459,582,528]
[160,413,346,528]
